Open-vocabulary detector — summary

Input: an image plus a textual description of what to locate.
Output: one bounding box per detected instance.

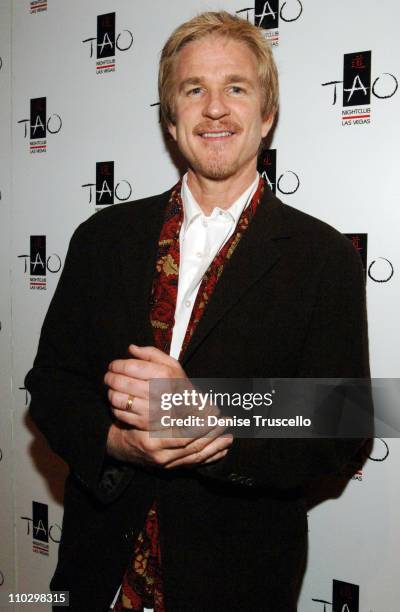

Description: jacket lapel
[180,188,291,365]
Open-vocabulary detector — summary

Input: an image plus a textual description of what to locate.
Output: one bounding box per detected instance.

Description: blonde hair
[158,11,279,126]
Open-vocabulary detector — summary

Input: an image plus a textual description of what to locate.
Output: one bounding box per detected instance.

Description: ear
[261,113,274,139]
[167,122,177,141]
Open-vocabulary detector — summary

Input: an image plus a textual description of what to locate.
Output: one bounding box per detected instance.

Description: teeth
[202,131,233,138]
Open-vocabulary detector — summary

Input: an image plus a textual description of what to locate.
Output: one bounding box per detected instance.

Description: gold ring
[125,395,135,411]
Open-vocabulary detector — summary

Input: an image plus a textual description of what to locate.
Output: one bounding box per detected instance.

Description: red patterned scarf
[114,176,265,611]
[150,176,265,359]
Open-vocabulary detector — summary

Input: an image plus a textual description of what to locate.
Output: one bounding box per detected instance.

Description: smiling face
[167,35,273,182]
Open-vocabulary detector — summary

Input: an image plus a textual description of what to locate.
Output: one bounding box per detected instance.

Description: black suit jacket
[25,185,370,611]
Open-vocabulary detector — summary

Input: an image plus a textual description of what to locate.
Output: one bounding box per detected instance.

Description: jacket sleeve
[25,220,133,504]
[197,236,373,491]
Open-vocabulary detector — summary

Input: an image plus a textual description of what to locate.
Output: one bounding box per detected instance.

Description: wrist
[106,422,127,461]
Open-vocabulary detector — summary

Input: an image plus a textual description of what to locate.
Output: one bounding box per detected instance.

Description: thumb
[128,344,175,366]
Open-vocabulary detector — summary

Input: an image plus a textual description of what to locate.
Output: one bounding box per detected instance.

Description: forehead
[173,35,259,81]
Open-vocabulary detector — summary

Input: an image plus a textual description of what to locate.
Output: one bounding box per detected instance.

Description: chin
[192,157,240,181]
[202,168,237,180]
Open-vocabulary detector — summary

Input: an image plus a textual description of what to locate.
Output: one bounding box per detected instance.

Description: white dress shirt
[169,172,260,360]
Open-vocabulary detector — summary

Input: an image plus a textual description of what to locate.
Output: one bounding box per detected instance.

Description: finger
[108,357,169,381]
[183,431,233,453]
[129,344,179,368]
[204,449,230,464]
[107,389,148,414]
[136,429,195,449]
[147,446,197,466]
[105,372,149,399]
[111,407,149,430]
[149,434,195,449]
[176,423,230,442]
[147,437,228,466]
[111,405,169,432]
[165,434,233,469]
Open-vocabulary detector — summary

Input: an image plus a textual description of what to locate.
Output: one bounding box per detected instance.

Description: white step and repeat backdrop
[0,1,399,610]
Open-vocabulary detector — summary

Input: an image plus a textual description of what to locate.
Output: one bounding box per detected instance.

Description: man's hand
[105,344,186,431]
[104,344,233,468]
[107,420,232,468]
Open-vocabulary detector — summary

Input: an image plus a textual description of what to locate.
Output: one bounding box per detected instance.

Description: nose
[202,89,230,120]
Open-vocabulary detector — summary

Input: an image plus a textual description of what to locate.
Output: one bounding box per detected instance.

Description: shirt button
[196,252,203,258]
[185,300,191,308]
[202,219,208,227]
[219,210,223,216]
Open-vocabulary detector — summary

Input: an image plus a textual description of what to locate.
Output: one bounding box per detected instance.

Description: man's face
[167,35,273,182]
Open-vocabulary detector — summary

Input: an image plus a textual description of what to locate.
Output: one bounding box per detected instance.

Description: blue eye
[230,86,244,94]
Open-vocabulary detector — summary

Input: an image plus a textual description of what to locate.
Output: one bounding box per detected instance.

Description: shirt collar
[181,172,260,233]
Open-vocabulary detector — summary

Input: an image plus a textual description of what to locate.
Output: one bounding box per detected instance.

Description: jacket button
[228,473,239,482]
[245,478,255,486]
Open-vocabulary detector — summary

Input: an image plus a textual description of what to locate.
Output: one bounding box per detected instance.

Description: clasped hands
[105,344,233,469]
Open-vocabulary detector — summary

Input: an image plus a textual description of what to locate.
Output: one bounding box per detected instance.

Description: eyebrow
[178,77,203,92]
[224,74,254,87]
[178,74,254,92]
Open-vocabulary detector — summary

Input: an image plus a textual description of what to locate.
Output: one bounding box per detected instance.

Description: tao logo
[21,501,62,555]
[237,1,303,29]
[18,236,62,289]
[322,51,398,107]
[17,97,62,152]
[82,161,133,206]
[83,12,133,73]
[257,149,300,195]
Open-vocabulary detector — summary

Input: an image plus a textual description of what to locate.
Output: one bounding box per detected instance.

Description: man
[26,11,370,612]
